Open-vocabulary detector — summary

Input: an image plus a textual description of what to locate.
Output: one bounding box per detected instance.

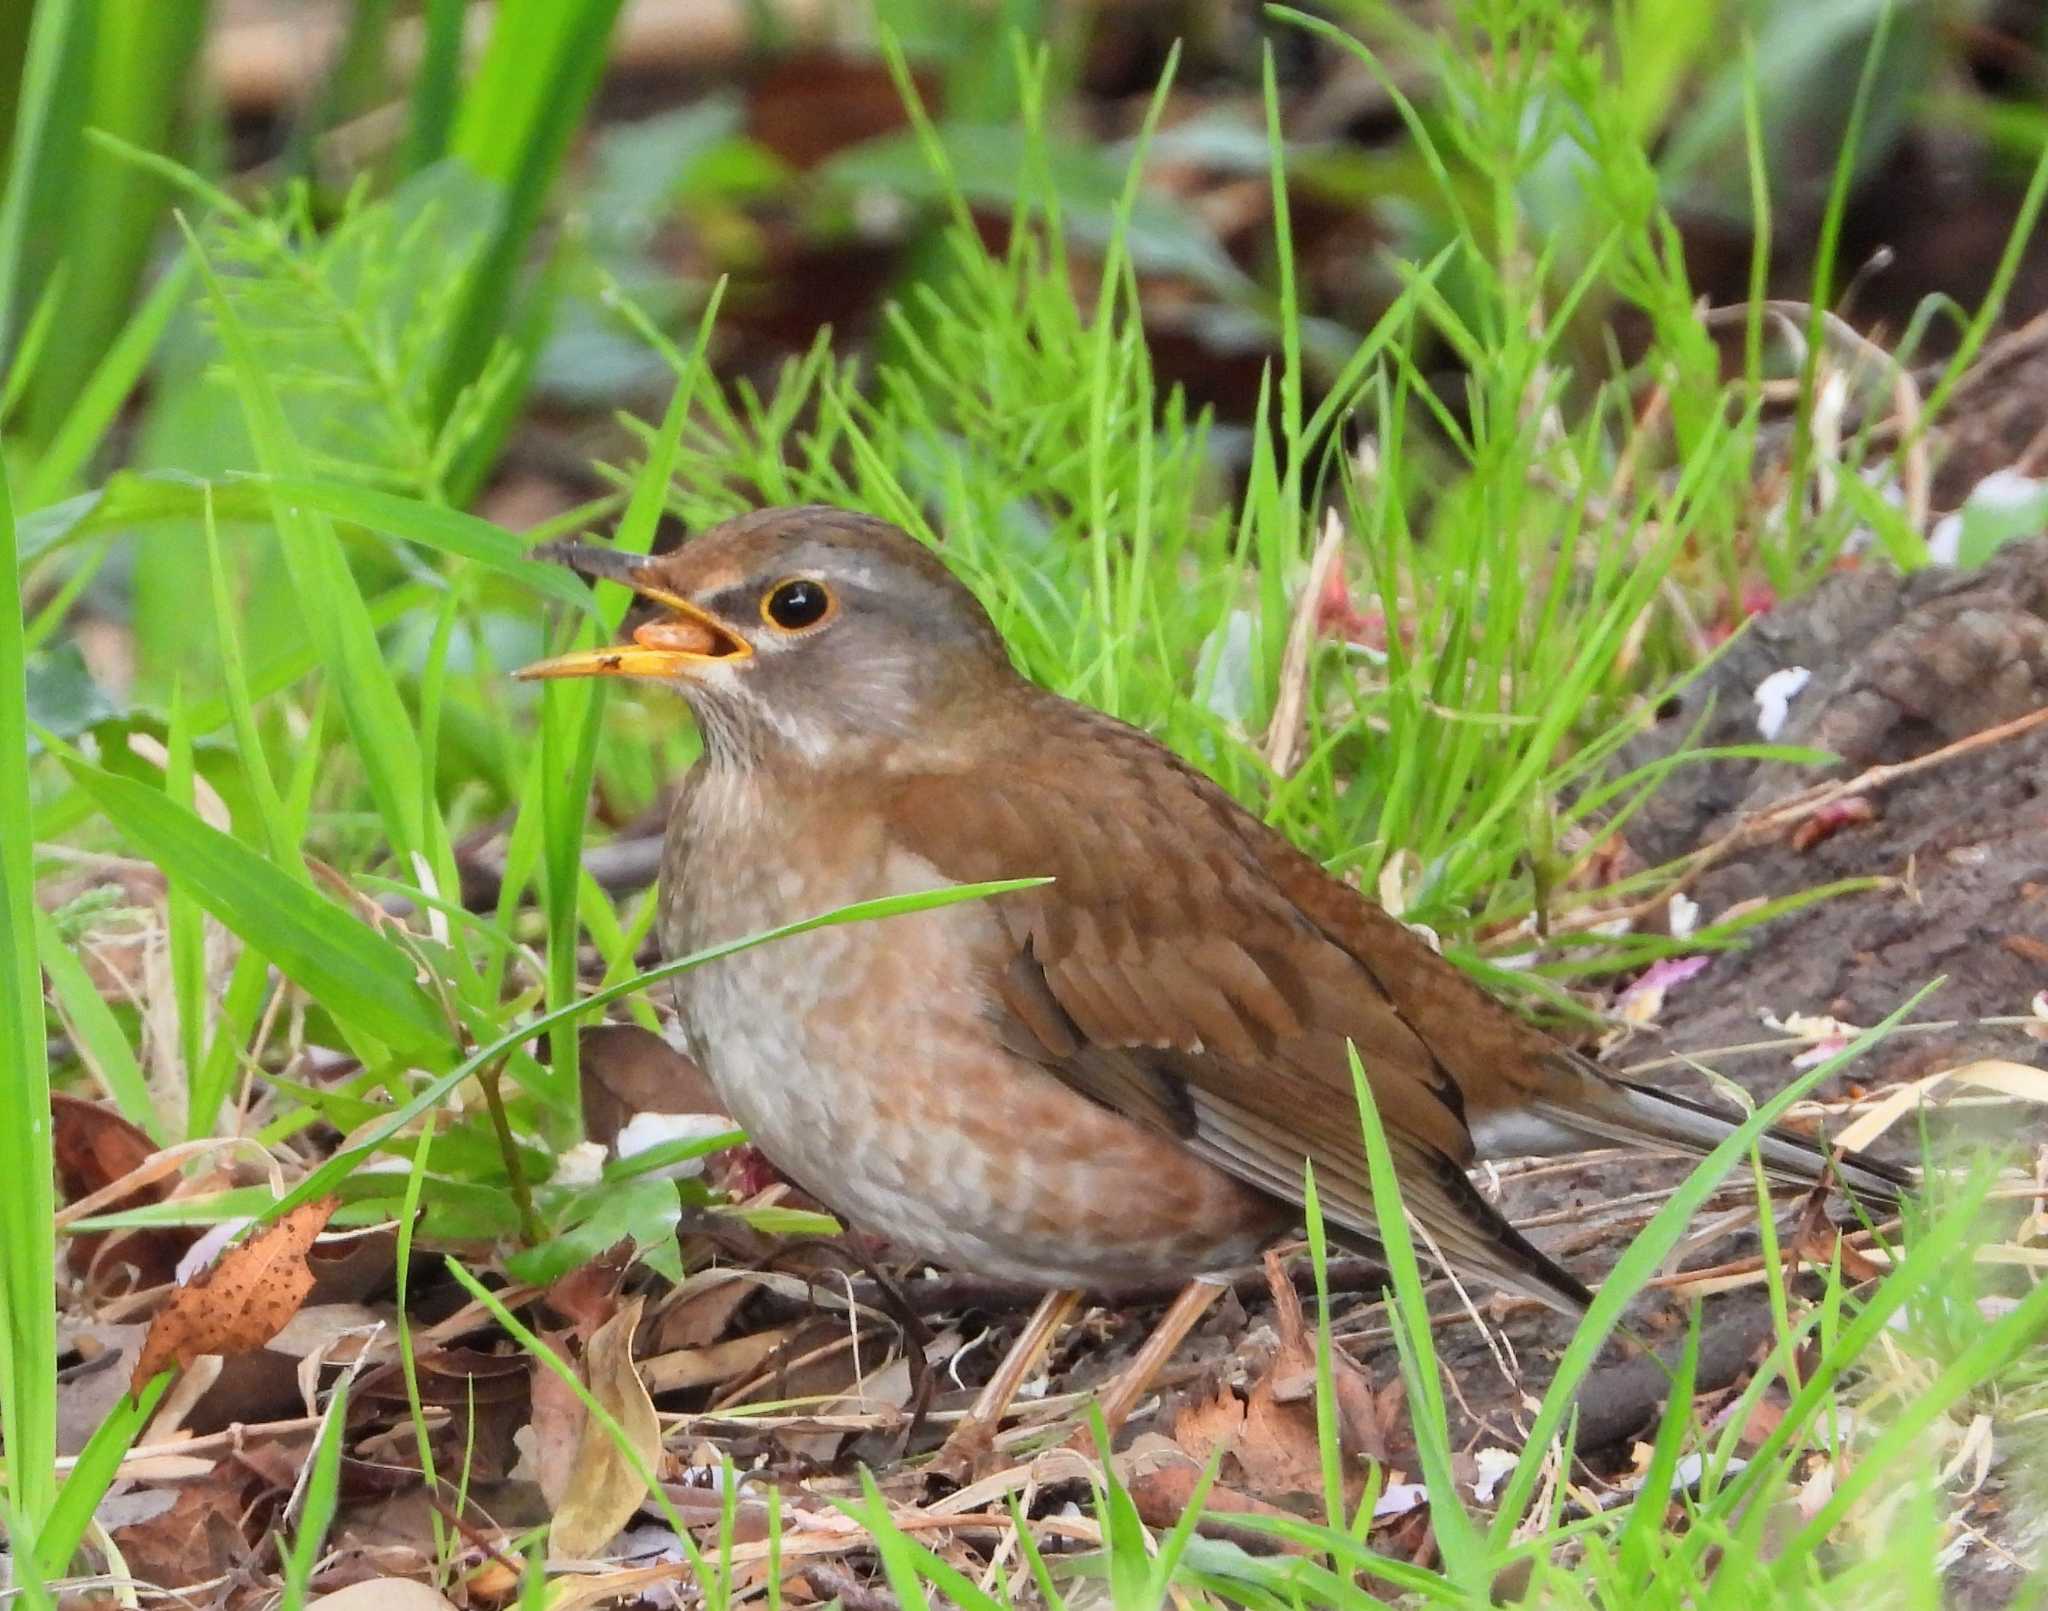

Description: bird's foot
[924,1416,1001,1488]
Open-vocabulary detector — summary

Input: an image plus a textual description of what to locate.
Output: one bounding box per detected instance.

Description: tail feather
[1531,1058,1911,1211]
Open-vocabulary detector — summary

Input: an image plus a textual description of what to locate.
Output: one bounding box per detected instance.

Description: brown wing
[883,696,1591,1311]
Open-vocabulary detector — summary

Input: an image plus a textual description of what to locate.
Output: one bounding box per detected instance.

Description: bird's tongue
[633,616,732,657]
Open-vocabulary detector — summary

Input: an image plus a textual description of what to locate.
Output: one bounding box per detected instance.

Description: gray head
[514,506,1013,767]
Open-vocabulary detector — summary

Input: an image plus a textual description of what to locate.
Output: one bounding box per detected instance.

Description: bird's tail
[1530,1054,1912,1212]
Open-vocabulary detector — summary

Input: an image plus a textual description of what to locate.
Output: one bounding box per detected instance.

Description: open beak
[512,542,753,681]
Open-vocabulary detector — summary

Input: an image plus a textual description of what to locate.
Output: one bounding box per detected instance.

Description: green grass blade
[1486,989,1931,1544]
[256,477,598,613]
[34,906,156,1135]
[204,492,298,870]
[0,443,57,1529]
[278,1377,351,1610]
[58,753,451,1061]
[185,225,430,861]
[32,1373,169,1580]
[431,0,627,420]
[1346,1043,1488,1589]
[18,0,205,444]
[25,249,195,507]
[402,0,469,174]
[0,0,81,363]
[534,282,724,1117]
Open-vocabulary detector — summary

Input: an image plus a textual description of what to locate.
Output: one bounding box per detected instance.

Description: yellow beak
[512,556,753,681]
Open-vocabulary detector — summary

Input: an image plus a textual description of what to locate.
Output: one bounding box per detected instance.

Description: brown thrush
[517,507,1907,1454]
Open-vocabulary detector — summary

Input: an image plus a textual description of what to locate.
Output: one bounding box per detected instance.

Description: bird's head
[514,506,1012,766]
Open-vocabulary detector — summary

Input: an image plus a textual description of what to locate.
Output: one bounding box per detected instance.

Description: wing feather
[882,698,1589,1309]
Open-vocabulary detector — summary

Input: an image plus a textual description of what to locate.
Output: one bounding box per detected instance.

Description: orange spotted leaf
[131,1197,340,1393]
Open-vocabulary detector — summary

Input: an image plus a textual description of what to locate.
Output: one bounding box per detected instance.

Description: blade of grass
[1486,988,1933,1544]
[34,906,157,1137]
[0,448,57,1529]
[1345,1043,1488,1590]
[534,281,724,1119]
[401,0,469,175]
[20,0,205,444]
[431,0,628,421]
[204,490,298,871]
[25,250,195,506]
[254,477,598,613]
[278,1377,351,1611]
[30,1373,169,1580]
[0,0,81,363]
[185,222,430,863]
[57,751,452,1061]
[442,1255,716,1578]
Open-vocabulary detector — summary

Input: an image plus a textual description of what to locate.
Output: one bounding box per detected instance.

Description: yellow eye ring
[761,577,836,632]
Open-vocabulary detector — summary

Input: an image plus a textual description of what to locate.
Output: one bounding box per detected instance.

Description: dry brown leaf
[1793,1193,1888,1285]
[1219,1252,1390,1500]
[548,1293,660,1561]
[1237,1368,1331,1500]
[580,1022,723,1151]
[132,1197,340,1392]
[546,1240,633,1339]
[651,1270,754,1351]
[529,1326,587,1513]
[109,1466,257,1588]
[1124,1445,1313,1554]
[641,1324,800,1393]
[52,1091,158,1194]
[52,1093,187,1287]
[1172,1377,1247,1465]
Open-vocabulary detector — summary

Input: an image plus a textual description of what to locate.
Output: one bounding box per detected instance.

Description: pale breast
[659,766,1285,1287]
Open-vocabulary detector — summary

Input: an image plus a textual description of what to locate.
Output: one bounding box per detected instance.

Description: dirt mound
[1616,536,2048,1110]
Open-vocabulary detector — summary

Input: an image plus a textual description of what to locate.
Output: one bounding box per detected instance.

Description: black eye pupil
[768,580,829,629]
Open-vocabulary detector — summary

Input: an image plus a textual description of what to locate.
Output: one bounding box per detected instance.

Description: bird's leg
[1066,1276,1226,1454]
[831,1238,941,1458]
[927,1287,1082,1482]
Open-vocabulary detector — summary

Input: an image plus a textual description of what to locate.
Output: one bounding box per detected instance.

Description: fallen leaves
[51,1092,186,1288]
[1169,1252,1400,1514]
[548,1294,661,1560]
[132,1197,340,1393]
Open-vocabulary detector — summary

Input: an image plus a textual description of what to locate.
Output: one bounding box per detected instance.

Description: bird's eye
[762,577,834,632]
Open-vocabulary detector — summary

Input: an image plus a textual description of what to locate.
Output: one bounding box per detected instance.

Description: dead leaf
[1125,1446,1312,1555]
[51,1093,186,1287]
[132,1197,340,1392]
[546,1240,634,1339]
[650,1271,754,1351]
[529,1327,586,1512]
[580,1023,723,1152]
[109,1466,258,1588]
[548,1294,661,1561]
[1237,1367,1331,1500]
[640,1325,800,1393]
[52,1091,158,1194]
[1173,1253,1398,1506]
[1172,1376,1247,1466]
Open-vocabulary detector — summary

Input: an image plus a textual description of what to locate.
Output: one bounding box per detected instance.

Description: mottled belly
[671,888,1285,1287]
